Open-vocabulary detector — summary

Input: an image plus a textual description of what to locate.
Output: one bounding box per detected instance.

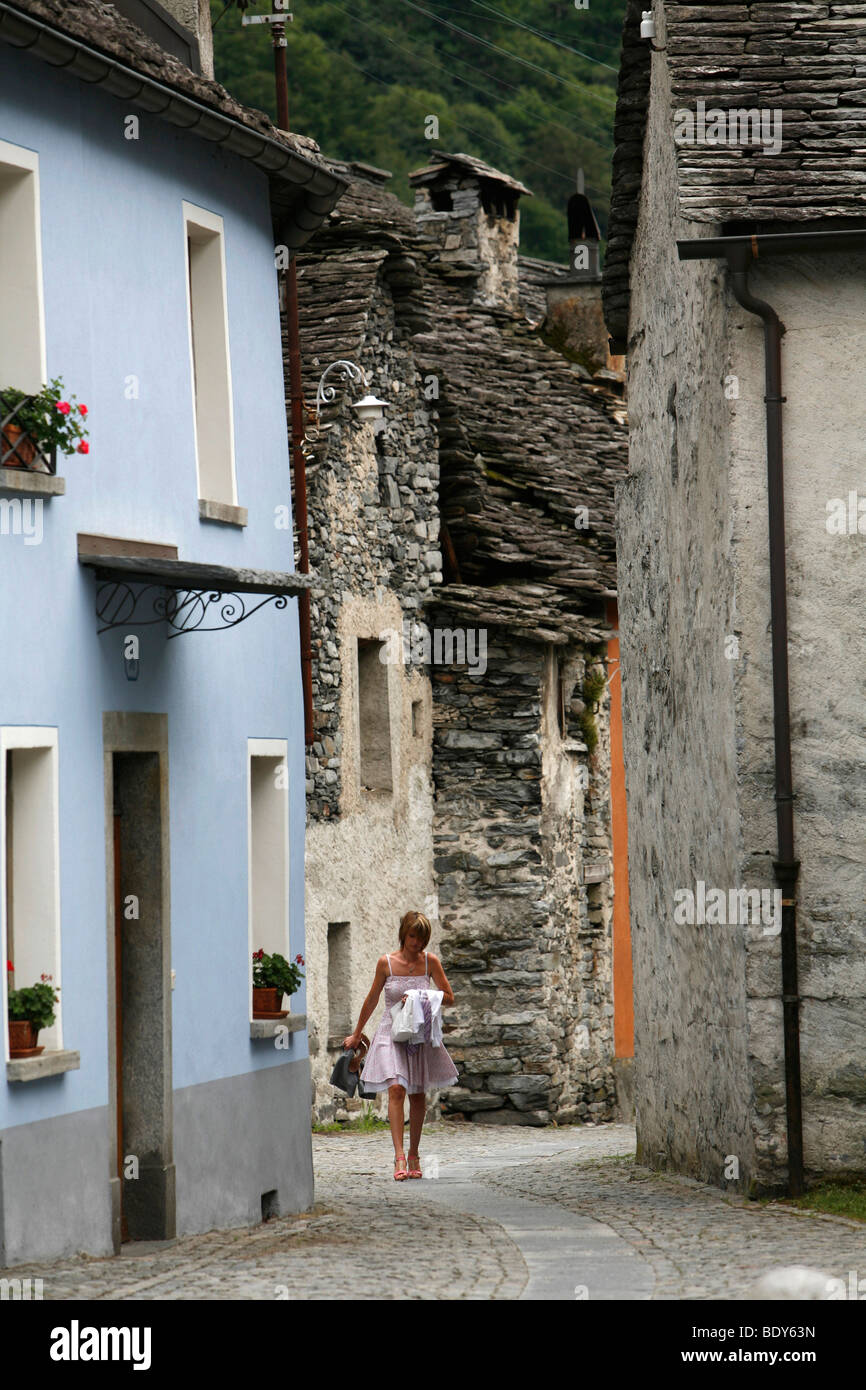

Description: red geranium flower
[295,954,304,965]
[79,404,88,416]
[77,441,89,454]
[55,401,71,415]
[7,960,13,972]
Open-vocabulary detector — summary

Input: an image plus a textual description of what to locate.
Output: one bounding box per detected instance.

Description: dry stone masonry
[293,152,628,1125]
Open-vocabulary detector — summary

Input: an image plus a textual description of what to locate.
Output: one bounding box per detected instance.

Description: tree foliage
[210,0,625,262]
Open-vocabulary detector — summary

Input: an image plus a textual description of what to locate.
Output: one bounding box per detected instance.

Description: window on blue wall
[0,141,46,398]
[182,202,237,507]
[247,740,291,1015]
[2,730,62,1059]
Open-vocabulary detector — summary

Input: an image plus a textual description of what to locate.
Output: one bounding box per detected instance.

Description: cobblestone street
[7,1123,866,1300]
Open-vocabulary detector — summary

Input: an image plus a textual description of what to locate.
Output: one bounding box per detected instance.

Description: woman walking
[343,910,458,1180]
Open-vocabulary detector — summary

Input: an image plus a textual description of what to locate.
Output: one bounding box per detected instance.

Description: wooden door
[113,807,128,1243]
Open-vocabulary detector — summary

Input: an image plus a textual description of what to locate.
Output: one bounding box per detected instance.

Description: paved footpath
[6,1123,866,1299]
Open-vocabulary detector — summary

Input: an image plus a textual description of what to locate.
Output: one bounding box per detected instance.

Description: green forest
[209,0,626,262]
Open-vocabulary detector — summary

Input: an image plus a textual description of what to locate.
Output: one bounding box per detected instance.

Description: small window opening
[357,638,393,791]
[327,922,351,1036]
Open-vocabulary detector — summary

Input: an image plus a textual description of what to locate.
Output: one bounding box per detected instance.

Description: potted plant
[252,949,304,1018]
[1,377,89,471]
[6,965,60,1058]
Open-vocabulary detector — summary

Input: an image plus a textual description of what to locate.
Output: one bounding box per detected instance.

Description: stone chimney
[409,152,530,311]
[544,173,624,378]
[112,0,214,78]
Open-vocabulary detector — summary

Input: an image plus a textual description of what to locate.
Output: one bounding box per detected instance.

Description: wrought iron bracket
[95,580,289,637]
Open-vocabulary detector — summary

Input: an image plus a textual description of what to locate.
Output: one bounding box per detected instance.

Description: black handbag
[329,1050,358,1097]
[330,1034,371,1098]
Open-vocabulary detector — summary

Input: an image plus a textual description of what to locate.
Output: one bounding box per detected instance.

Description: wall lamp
[314,360,387,431]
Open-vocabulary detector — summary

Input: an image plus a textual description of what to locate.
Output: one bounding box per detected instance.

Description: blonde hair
[399,910,432,948]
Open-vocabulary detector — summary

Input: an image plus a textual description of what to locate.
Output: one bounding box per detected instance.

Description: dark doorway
[112,750,174,1242]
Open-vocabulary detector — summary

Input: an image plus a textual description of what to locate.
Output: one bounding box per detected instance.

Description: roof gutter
[678,226,866,1197]
[0,0,347,247]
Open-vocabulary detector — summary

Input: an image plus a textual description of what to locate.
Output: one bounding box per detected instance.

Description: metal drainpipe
[286,256,315,746]
[726,245,803,1197]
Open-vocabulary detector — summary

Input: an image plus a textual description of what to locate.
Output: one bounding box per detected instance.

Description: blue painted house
[0,0,345,1265]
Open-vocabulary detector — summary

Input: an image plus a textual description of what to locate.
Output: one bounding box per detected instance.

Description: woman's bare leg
[407,1092,426,1159]
[388,1085,406,1157]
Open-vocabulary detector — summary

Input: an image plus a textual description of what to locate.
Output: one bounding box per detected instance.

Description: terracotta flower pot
[1,421,37,468]
[252,986,286,1019]
[9,1019,44,1058]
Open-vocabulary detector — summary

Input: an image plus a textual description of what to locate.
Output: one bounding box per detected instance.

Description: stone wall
[544,280,621,377]
[297,211,442,1121]
[617,10,866,1191]
[617,33,756,1190]
[431,621,617,1124]
[305,592,436,1122]
[301,251,441,819]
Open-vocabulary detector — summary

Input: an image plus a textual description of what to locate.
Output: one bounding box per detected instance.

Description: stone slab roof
[422,583,607,646]
[413,295,626,610]
[603,0,866,347]
[0,0,327,166]
[409,151,532,197]
[291,165,430,393]
[293,165,627,635]
[601,0,651,350]
[669,1,866,222]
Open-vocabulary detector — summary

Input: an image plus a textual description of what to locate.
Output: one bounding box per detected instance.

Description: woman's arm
[427,953,454,1006]
[343,956,388,1050]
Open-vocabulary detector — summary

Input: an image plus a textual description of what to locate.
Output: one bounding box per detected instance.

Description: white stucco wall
[728,253,866,1180]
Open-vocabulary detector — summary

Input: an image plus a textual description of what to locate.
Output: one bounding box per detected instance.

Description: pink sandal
[394,1156,409,1181]
[407,1153,422,1179]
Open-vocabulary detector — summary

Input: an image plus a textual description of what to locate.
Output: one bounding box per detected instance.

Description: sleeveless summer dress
[360,952,459,1096]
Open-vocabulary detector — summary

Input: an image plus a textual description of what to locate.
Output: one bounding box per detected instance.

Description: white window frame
[181,201,237,506]
[1,727,62,1060]
[247,738,290,1019]
[0,139,47,396]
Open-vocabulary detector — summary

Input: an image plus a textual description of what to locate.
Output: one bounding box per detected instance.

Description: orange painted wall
[607,598,634,1058]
